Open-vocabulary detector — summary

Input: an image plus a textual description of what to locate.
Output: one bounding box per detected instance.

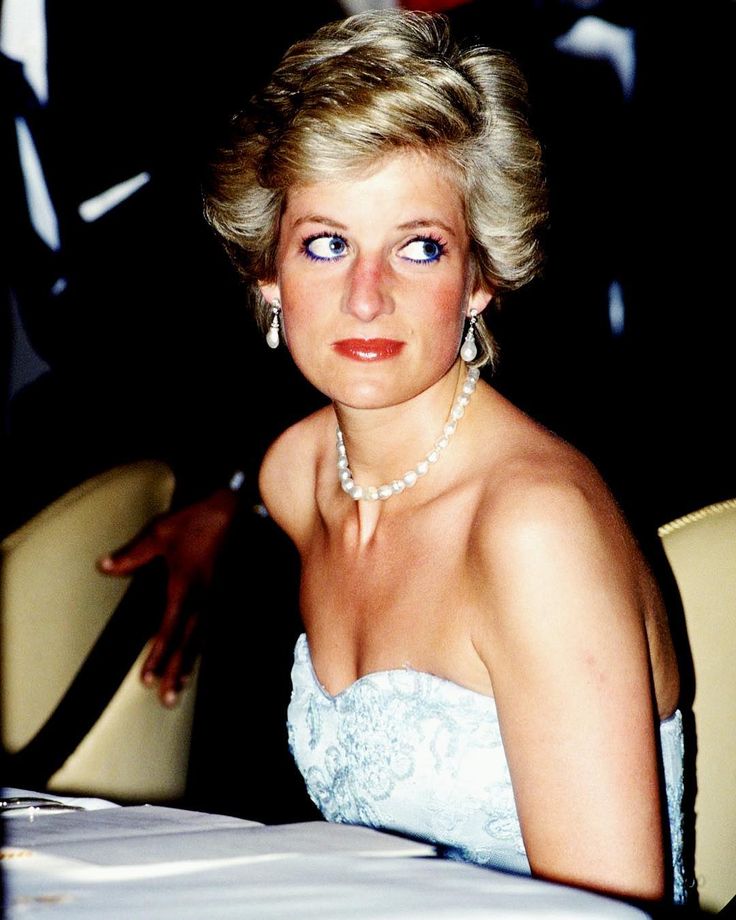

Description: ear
[258,281,280,305]
[467,283,493,317]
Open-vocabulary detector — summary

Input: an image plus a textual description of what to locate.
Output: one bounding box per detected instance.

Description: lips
[332,338,405,361]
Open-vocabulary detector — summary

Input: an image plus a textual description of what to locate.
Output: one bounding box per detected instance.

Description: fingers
[141,575,201,707]
[97,524,165,576]
[157,615,200,708]
[151,633,198,708]
[141,573,188,679]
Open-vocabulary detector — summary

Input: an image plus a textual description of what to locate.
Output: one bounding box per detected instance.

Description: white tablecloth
[2,790,648,919]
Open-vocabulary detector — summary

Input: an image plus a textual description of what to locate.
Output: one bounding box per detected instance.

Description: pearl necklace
[336,365,481,501]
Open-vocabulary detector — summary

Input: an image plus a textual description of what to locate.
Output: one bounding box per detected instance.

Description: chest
[303,506,469,621]
[297,500,487,693]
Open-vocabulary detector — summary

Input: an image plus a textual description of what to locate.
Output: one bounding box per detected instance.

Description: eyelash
[301,233,347,262]
[402,234,447,265]
[299,233,448,264]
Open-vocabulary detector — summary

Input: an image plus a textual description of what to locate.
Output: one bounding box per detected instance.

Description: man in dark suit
[1,0,342,820]
[2,1,344,526]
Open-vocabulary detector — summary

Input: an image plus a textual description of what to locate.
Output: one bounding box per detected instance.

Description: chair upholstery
[659,499,736,913]
[1,460,198,803]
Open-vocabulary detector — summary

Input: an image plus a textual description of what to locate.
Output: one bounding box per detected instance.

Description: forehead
[281,150,468,232]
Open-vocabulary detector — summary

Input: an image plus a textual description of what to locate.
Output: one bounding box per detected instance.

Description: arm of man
[98,485,241,706]
[476,475,666,901]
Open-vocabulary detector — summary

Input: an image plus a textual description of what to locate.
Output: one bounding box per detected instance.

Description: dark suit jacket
[2,0,342,526]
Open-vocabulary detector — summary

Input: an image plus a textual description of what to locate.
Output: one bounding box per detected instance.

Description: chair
[658,498,736,914]
[1,460,198,803]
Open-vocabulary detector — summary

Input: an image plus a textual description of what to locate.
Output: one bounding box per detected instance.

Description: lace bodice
[287,633,688,903]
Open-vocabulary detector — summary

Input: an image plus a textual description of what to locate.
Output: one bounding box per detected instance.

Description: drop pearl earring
[460,309,478,363]
[266,299,281,349]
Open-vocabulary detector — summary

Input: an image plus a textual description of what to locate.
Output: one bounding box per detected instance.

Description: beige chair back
[659,499,736,913]
[1,460,198,802]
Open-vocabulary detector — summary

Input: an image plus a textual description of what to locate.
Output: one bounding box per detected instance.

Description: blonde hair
[204,10,548,367]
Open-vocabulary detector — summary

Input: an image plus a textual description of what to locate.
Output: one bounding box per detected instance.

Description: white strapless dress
[287,633,689,904]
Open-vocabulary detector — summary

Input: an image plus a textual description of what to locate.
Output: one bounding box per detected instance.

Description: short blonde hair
[204,10,548,367]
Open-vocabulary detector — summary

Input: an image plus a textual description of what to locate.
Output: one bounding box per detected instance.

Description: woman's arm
[477,475,666,901]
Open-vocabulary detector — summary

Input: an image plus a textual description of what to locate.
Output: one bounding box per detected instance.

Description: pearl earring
[460,309,478,363]
[266,298,281,349]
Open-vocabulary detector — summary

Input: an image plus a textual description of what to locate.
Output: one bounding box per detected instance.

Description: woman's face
[260,150,491,410]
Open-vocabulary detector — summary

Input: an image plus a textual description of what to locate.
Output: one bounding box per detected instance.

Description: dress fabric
[287,633,688,904]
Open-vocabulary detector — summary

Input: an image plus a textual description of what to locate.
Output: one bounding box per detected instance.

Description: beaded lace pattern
[288,633,688,903]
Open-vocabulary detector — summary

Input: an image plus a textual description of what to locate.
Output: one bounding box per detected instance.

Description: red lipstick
[333,338,405,361]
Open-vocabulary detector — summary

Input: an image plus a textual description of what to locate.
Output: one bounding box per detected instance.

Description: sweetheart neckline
[297,633,685,728]
[298,632,499,706]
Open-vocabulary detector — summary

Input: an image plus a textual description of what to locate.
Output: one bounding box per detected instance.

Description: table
[2,789,649,919]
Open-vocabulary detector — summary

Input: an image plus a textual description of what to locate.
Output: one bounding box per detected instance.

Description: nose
[342,254,394,322]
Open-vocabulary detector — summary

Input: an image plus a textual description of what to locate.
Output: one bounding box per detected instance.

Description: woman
[205,10,689,906]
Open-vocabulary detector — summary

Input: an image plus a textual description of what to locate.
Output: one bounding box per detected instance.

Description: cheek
[278,295,331,389]
[276,275,321,346]
[278,311,324,393]
[279,307,305,354]
[421,280,467,354]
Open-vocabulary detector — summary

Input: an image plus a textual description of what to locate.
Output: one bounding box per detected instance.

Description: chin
[329,379,410,411]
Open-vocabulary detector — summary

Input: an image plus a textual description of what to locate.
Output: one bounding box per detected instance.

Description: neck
[334,361,478,507]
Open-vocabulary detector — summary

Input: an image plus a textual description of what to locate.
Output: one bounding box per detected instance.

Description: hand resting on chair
[98,488,239,706]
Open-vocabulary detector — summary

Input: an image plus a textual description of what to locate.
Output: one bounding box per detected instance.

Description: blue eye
[303,235,348,261]
[401,237,445,263]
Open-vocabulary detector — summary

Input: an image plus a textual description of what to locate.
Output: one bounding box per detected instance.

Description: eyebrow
[396,219,458,237]
[292,215,348,230]
[290,215,459,237]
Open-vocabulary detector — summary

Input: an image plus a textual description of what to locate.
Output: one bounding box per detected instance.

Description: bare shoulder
[471,401,642,634]
[259,406,334,545]
[469,388,679,717]
[476,391,624,535]
[483,442,628,565]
